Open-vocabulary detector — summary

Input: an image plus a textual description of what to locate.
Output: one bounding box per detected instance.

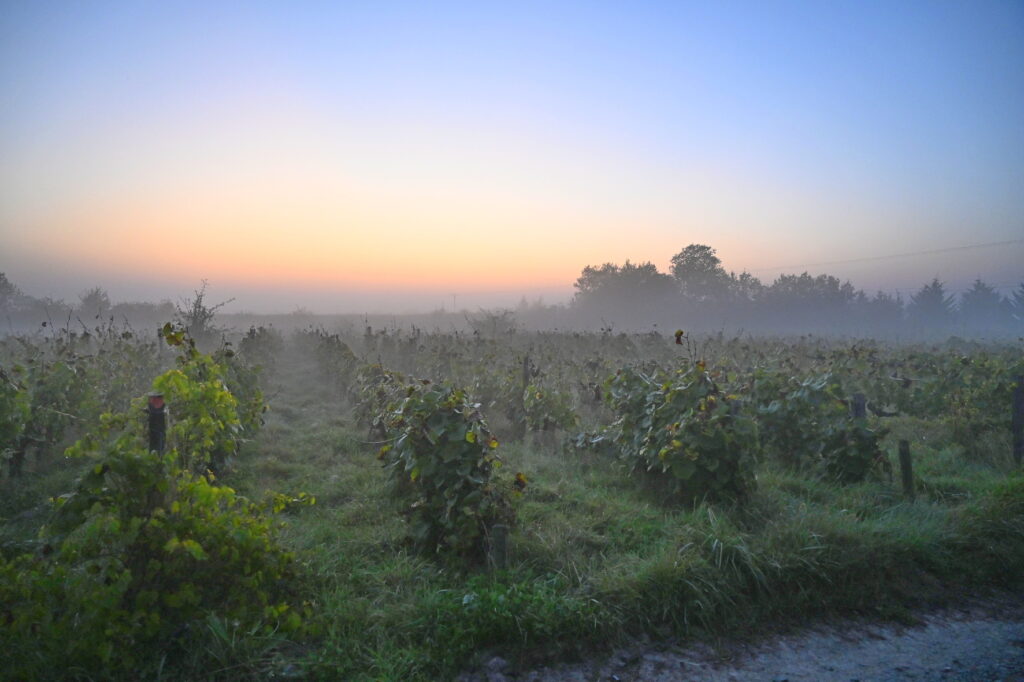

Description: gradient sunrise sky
[2,1,1022,312]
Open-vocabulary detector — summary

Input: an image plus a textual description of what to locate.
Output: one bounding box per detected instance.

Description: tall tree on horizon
[572,260,677,327]
[959,279,1005,330]
[908,279,955,327]
[727,270,765,304]
[0,273,22,312]
[854,290,905,330]
[77,286,111,320]
[669,244,731,301]
[1010,282,1024,324]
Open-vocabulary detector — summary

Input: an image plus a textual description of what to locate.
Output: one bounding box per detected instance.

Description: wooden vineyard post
[898,440,914,500]
[852,393,867,419]
[1013,375,1023,467]
[488,523,509,571]
[148,393,166,455]
[515,355,530,441]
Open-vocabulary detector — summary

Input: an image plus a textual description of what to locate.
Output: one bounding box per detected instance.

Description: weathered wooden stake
[1012,375,1023,467]
[148,393,166,455]
[852,393,867,419]
[898,440,914,500]
[488,523,509,571]
[515,355,531,440]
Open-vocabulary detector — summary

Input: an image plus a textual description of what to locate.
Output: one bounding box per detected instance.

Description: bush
[0,368,29,471]
[156,323,266,474]
[378,382,518,557]
[607,363,758,502]
[0,340,305,679]
[754,371,887,483]
[2,450,304,678]
[312,329,359,389]
[523,382,577,433]
[238,324,284,369]
[353,363,407,438]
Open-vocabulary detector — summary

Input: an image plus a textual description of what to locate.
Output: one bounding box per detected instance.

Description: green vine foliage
[944,355,1024,460]
[378,382,518,557]
[0,341,306,679]
[238,324,285,369]
[0,322,166,476]
[354,363,408,437]
[85,324,165,415]
[754,372,887,483]
[3,346,98,476]
[313,329,360,389]
[156,323,266,474]
[523,383,578,433]
[214,343,267,442]
[470,364,524,434]
[606,364,758,503]
[0,367,29,469]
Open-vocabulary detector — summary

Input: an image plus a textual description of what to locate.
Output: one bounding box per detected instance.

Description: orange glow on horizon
[27,191,705,293]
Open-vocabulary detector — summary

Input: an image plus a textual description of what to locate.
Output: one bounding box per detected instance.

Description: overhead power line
[749,239,1024,274]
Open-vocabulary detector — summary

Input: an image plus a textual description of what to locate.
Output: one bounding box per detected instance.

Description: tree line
[569,244,1024,336]
[0,273,176,333]
[4,250,1022,338]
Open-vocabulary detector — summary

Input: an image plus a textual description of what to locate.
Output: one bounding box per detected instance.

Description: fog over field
[6,5,1024,680]
[2,239,1023,339]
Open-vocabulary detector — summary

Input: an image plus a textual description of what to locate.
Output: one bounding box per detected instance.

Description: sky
[1,1,1022,312]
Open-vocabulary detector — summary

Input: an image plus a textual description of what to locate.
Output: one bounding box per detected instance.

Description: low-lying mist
[2,244,1022,340]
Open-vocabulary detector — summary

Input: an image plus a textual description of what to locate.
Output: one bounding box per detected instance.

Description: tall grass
[228,349,1023,680]
[3,338,1021,680]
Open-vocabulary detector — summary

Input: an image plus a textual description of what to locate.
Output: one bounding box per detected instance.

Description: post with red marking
[148,393,166,455]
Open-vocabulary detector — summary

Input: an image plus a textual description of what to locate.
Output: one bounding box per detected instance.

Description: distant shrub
[238,324,285,368]
[313,329,360,388]
[606,363,757,502]
[754,371,887,483]
[378,382,519,557]
[354,362,407,437]
[523,382,577,433]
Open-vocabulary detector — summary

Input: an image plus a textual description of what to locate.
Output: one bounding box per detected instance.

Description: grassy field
[223,340,1024,680]
[1,332,1022,681]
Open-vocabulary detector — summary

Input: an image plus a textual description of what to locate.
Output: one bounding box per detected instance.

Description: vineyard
[1,320,1023,680]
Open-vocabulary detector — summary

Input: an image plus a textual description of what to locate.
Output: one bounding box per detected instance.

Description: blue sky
[2,1,1022,311]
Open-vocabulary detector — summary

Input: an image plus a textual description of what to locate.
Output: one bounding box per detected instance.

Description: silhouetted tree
[1011,282,1024,325]
[907,279,955,328]
[670,244,730,301]
[959,279,1005,330]
[0,273,22,312]
[175,280,233,343]
[573,260,676,326]
[764,273,856,326]
[773,272,855,303]
[77,286,111,320]
[871,291,904,327]
[110,300,177,326]
[727,271,765,303]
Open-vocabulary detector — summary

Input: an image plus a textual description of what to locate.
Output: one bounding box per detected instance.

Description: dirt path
[467,596,1024,682]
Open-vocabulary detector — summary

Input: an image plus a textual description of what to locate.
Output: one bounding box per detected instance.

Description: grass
[222,345,1024,680]
[2,340,1023,680]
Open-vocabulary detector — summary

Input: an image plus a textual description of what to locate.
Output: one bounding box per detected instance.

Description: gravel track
[462,595,1024,682]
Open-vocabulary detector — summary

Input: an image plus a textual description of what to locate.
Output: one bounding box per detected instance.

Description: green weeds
[3,332,1023,680]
